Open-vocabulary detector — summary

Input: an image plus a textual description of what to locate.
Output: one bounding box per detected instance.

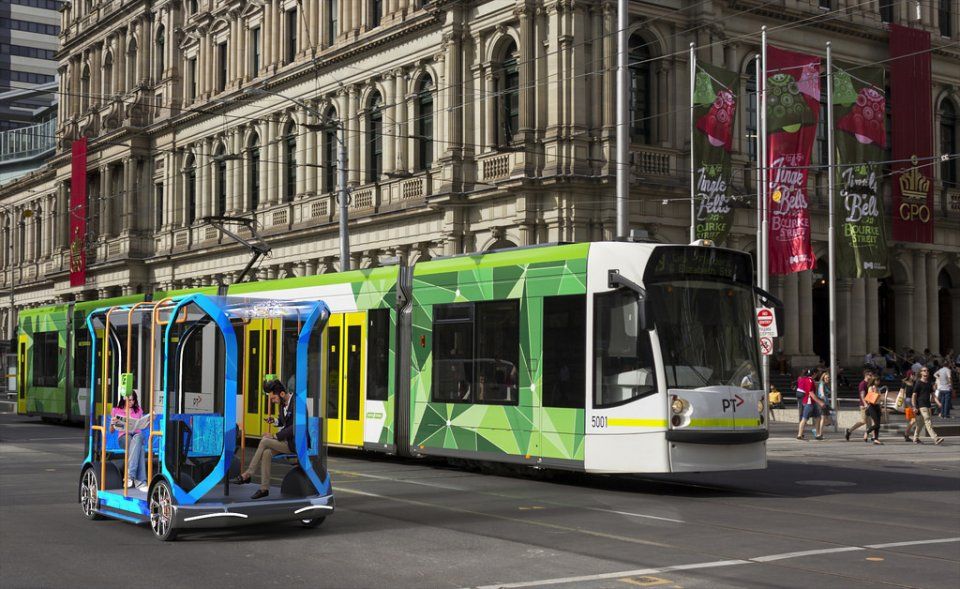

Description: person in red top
[796,369,822,440]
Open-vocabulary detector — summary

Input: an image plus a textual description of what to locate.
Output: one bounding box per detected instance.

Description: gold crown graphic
[899,155,930,203]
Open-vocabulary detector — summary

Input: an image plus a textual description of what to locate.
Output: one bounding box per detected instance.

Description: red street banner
[765,45,819,275]
[889,24,934,243]
[69,137,87,287]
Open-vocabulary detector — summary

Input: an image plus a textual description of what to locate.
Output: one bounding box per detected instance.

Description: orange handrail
[103,308,121,492]
[148,298,176,485]
[90,424,106,490]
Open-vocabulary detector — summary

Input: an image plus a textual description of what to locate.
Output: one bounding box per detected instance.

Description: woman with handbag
[815,372,833,438]
[864,375,883,445]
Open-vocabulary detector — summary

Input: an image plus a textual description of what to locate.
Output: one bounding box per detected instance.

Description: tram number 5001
[591,416,607,429]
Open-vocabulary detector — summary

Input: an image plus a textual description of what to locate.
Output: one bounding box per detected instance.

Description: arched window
[185,155,197,225]
[103,52,113,96]
[248,134,260,211]
[215,144,227,216]
[189,0,198,15]
[942,101,958,187]
[496,41,519,145]
[284,122,297,202]
[127,38,138,87]
[323,106,338,193]
[80,65,90,111]
[629,33,652,144]
[367,91,383,182]
[417,75,434,171]
[156,26,165,79]
[745,57,758,162]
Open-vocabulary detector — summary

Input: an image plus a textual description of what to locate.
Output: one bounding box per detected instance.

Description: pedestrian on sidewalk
[846,368,875,442]
[911,367,944,445]
[864,377,883,445]
[816,372,834,435]
[900,373,917,442]
[797,369,825,440]
[934,362,952,419]
[797,369,815,421]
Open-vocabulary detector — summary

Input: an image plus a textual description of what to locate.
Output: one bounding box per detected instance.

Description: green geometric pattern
[410,244,589,461]
[19,306,69,416]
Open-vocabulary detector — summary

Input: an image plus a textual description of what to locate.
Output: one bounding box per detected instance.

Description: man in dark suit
[233,378,295,499]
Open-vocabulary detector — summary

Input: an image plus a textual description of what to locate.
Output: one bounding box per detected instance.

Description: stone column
[865,278,879,355]
[849,278,867,361]
[57,182,69,248]
[101,165,113,238]
[913,250,928,350]
[395,70,409,171]
[517,5,534,142]
[273,0,282,66]
[263,7,273,67]
[894,285,914,352]
[836,280,852,364]
[798,270,813,356]
[121,158,133,231]
[305,108,318,196]
[347,87,360,186]
[295,109,307,197]
[258,122,269,209]
[382,72,396,175]
[926,252,940,352]
[305,259,318,276]
[266,117,278,204]
[783,273,800,355]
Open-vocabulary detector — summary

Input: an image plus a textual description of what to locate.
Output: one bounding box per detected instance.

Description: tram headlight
[671,397,685,415]
[757,400,764,413]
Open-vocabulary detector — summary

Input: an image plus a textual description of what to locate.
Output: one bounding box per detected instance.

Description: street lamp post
[244,87,351,271]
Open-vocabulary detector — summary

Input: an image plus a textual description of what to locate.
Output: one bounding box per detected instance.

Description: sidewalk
[769,407,960,437]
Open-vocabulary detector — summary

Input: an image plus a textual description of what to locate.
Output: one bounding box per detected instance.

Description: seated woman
[111,391,148,491]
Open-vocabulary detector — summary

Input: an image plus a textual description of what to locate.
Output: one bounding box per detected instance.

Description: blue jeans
[938,390,952,418]
[122,432,147,483]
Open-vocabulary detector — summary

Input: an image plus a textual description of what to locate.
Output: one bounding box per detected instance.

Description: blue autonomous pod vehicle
[78,294,333,541]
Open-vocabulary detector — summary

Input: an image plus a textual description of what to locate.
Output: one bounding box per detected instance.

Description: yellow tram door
[17,334,27,413]
[325,313,366,447]
[242,319,282,438]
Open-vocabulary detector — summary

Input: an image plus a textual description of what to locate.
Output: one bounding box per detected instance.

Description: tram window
[326,326,340,418]
[247,331,260,414]
[542,295,586,409]
[593,290,657,408]
[73,326,90,388]
[474,301,519,405]
[432,303,475,403]
[367,309,390,401]
[33,331,60,387]
[282,320,298,392]
[432,301,520,405]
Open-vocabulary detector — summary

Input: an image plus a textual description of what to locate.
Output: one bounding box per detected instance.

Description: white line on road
[333,468,684,523]
[470,537,960,589]
[750,546,863,562]
[865,537,960,549]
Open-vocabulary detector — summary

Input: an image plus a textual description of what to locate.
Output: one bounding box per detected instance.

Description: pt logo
[722,395,744,412]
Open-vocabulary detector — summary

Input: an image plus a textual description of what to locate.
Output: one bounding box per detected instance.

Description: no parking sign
[759,336,774,356]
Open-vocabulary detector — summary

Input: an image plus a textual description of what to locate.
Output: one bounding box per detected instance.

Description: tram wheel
[79,467,102,520]
[300,517,325,528]
[149,481,179,541]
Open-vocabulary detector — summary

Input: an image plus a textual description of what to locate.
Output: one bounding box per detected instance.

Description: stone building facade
[1,0,959,367]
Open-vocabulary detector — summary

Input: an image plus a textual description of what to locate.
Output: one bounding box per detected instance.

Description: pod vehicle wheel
[79,467,102,520]
[149,481,179,541]
[300,517,326,528]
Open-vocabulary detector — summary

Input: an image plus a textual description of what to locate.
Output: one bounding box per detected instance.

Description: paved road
[1,414,958,588]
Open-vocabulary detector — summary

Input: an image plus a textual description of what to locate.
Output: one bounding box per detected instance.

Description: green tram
[19,241,780,473]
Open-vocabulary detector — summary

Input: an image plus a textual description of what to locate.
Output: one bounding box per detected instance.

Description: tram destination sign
[646,246,753,285]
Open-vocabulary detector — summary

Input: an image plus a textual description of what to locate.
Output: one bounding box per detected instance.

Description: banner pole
[755,54,762,291]
[826,42,839,431]
[689,42,696,242]
[760,27,770,399]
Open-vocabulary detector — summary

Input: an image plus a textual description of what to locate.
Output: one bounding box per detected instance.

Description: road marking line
[332,468,685,524]
[750,546,863,562]
[865,537,960,549]
[468,538,960,588]
[336,487,674,548]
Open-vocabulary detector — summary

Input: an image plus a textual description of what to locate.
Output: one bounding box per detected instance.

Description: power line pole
[616,0,629,239]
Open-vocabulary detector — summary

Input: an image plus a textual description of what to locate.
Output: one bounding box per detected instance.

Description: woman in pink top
[110,391,147,490]
[796,369,822,440]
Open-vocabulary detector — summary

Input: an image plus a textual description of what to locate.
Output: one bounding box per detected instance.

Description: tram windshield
[647,280,760,390]
[643,247,761,391]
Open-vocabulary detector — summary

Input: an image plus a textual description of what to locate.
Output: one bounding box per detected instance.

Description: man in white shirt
[934,365,953,419]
